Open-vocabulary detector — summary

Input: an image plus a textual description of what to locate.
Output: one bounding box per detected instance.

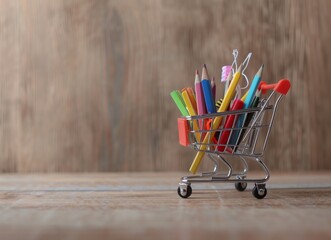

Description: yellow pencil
[189,64,243,174]
[241,91,249,102]
[182,90,201,142]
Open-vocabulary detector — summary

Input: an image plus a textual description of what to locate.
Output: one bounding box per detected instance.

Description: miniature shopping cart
[177,79,291,199]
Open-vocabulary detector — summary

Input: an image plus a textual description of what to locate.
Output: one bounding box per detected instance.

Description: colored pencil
[201,64,216,113]
[229,64,264,146]
[211,76,216,102]
[189,64,243,174]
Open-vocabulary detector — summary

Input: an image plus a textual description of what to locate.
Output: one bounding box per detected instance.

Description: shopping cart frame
[177,79,291,199]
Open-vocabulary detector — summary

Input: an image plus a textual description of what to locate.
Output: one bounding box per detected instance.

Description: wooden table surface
[0,172,330,240]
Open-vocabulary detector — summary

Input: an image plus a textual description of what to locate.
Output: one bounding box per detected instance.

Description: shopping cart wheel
[177,184,192,198]
[252,184,267,199]
[235,182,247,192]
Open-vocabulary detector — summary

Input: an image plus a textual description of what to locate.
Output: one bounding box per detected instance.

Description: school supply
[194,69,207,117]
[229,64,264,146]
[182,87,197,113]
[189,64,243,174]
[171,48,291,199]
[221,66,232,83]
[215,98,223,110]
[176,78,291,199]
[216,99,244,152]
[177,118,190,146]
[244,64,264,108]
[234,90,261,149]
[182,90,201,142]
[224,69,233,96]
[170,90,189,116]
[211,76,216,101]
[201,64,216,113]
[241,91,249,102]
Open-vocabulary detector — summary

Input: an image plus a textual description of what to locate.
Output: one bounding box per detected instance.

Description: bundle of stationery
[170,50,291,175]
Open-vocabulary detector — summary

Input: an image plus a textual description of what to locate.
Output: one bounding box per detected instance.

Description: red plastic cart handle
[259,79,291,95]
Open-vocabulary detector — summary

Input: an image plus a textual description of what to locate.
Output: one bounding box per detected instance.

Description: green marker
[170,90,189,116]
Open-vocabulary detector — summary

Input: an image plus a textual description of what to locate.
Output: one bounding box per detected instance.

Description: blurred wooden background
[0,0,330,172]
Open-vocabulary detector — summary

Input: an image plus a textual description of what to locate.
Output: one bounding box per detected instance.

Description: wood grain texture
[0,173,330,240]
[0,0,330,172]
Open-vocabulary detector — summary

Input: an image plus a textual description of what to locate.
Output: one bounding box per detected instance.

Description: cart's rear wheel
[177,185,192,198]
[252,185,267,199]
[235,182,247,192]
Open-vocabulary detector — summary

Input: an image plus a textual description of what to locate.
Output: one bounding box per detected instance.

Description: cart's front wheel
[177,185,192,198]
[252,185,267,199]
[235,182,247,192]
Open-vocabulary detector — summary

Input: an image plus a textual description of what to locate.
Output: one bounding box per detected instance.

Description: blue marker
[201,64,216,113]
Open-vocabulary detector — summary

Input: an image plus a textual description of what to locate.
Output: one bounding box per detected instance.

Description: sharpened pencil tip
[202,64,210,80]
[194,69,200,83]
[211,76,215,86]
[256,64,264,77]
[256,89,262,97]
[259,64,264,71]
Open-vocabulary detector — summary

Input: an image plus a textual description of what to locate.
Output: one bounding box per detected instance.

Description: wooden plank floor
[0,172,330,240]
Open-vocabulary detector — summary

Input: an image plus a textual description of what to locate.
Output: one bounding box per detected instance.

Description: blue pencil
[201,64,216,113]
[229,64,264,147]
[244,64,264,108]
